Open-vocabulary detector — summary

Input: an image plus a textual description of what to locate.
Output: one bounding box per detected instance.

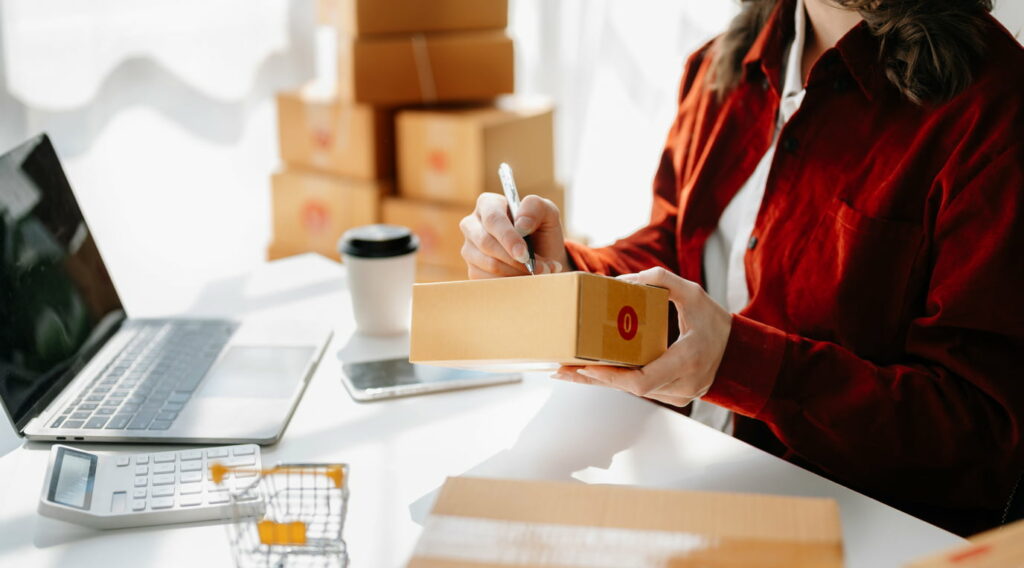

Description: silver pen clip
[498,163,536,275]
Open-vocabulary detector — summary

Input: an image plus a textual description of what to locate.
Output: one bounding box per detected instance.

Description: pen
[498,163,536,275]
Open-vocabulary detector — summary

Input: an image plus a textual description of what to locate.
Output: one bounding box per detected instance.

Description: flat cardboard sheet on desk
[407,476,845,568]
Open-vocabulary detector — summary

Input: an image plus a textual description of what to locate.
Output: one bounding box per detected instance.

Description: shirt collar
[781,0,806,100]
[742,0,883,101]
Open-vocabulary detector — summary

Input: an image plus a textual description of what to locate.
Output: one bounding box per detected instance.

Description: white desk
[0,255,964,567]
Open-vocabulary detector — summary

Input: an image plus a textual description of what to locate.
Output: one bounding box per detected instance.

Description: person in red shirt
[459,0,1024,536]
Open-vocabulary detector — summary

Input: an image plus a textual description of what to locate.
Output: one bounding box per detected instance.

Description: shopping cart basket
[211,462,350,568]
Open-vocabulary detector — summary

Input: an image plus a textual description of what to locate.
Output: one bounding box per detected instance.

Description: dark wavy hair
[711,0,994,104]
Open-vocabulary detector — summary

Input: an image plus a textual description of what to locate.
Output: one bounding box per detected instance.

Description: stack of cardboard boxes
[269,0,559,283]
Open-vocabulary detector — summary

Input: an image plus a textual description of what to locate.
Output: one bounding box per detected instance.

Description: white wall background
[0,0,1021,311]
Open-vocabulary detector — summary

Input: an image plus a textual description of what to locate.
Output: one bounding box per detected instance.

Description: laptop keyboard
[50,320,238,431]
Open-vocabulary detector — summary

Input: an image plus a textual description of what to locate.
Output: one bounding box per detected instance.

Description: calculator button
[180,461,202,473]
[180,472,202,483]
[153,453,176,464]
[135,466,149,476]
[134,477,148,487]
[116,456,130,467]
[232,446,256,456]
[179,495,202,507]
[152,474,176,486]
[236,470,258,478]
[207,493,229,504]
[150,497,174,509]
[206,448,229,458]
[179,483,202,495]
[133,488,147,499]
[228,456,257,467]
[153,463,175,475]
[136,455,150,465]
[208,483,228,492]
[152,486,175,498]
[132,500,147,511]
[180,450,203,461]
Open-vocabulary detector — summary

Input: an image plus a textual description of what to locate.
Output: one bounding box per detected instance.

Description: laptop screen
[0,135,124,431]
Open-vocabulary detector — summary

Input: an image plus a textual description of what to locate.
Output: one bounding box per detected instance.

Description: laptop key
[50,417,65,428]
[106,415,132,429]
[71,411,91,420]
[162,402,184,411]
[63,420,85,429]
[86,394,104,402]
[85,417,109,429]
[167,392,190,403]
[156,410,178,421]
[149,420,173,431]
[77,403,98,411]
[120,404,140,413]
[95,407,115,415]
[127,412,157,430]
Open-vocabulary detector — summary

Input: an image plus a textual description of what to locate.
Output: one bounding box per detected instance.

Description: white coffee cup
[338,224,419,336]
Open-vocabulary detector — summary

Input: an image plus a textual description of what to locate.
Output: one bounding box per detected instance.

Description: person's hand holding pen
[459,191,569,279]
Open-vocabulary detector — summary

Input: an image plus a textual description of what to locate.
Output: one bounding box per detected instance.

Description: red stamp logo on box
[617,305,638,341]
[301,201,329,235]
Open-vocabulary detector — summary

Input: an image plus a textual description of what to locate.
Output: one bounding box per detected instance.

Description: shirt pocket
[784,196,925,361]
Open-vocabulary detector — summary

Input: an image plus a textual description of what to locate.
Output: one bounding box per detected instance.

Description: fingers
[476,193,531,264]
[459,214,521,269]
[462,243,528,277]
[618,267,702,305]
[515,195,561,236]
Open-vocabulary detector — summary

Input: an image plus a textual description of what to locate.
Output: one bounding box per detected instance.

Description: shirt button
[747,236,759,250]
[782,136,799,153]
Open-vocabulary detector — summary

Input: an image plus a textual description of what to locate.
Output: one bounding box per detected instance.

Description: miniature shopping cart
[211,461,350,568]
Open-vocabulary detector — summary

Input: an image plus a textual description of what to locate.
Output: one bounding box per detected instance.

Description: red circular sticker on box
[617,305,638,340]
[301,201,329,234]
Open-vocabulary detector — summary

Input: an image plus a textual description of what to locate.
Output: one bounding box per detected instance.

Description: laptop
[0,134,332,444]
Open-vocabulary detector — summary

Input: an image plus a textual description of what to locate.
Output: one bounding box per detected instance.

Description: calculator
[38,444,262,529]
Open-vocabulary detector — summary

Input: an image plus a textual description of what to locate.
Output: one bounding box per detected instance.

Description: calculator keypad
[121,445,259,513]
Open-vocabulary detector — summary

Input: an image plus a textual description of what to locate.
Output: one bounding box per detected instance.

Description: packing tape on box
[411,34,439,103]
[413,515,708,568]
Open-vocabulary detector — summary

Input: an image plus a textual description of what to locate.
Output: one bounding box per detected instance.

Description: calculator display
[48,447,97,510]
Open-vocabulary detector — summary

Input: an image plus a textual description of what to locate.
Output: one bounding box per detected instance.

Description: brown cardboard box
[277,89,394,180]
[416,263,467,283]
[318,0,507,36]
[270,169,387,256]
[407,477,845,568]
[382,186,564,269]
[338,32,514,106]
[906,519,1024,568]
[397,101,554,204]
[410,272,668,369]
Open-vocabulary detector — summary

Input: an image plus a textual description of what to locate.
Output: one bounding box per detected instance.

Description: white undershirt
[689,0,808,433]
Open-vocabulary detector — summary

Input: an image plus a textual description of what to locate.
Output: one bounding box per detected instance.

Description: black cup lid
[338,224,419,258]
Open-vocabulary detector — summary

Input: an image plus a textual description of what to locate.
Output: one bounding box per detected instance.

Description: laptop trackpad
[198,346,315,399]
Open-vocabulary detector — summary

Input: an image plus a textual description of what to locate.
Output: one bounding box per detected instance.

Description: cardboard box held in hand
[407,477,845,568]
[410,272,668,371]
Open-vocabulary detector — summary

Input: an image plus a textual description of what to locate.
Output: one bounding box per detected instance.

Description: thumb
[617,267,697,305]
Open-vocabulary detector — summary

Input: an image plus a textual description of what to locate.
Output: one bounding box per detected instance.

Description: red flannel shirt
[566,0,1024,536]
